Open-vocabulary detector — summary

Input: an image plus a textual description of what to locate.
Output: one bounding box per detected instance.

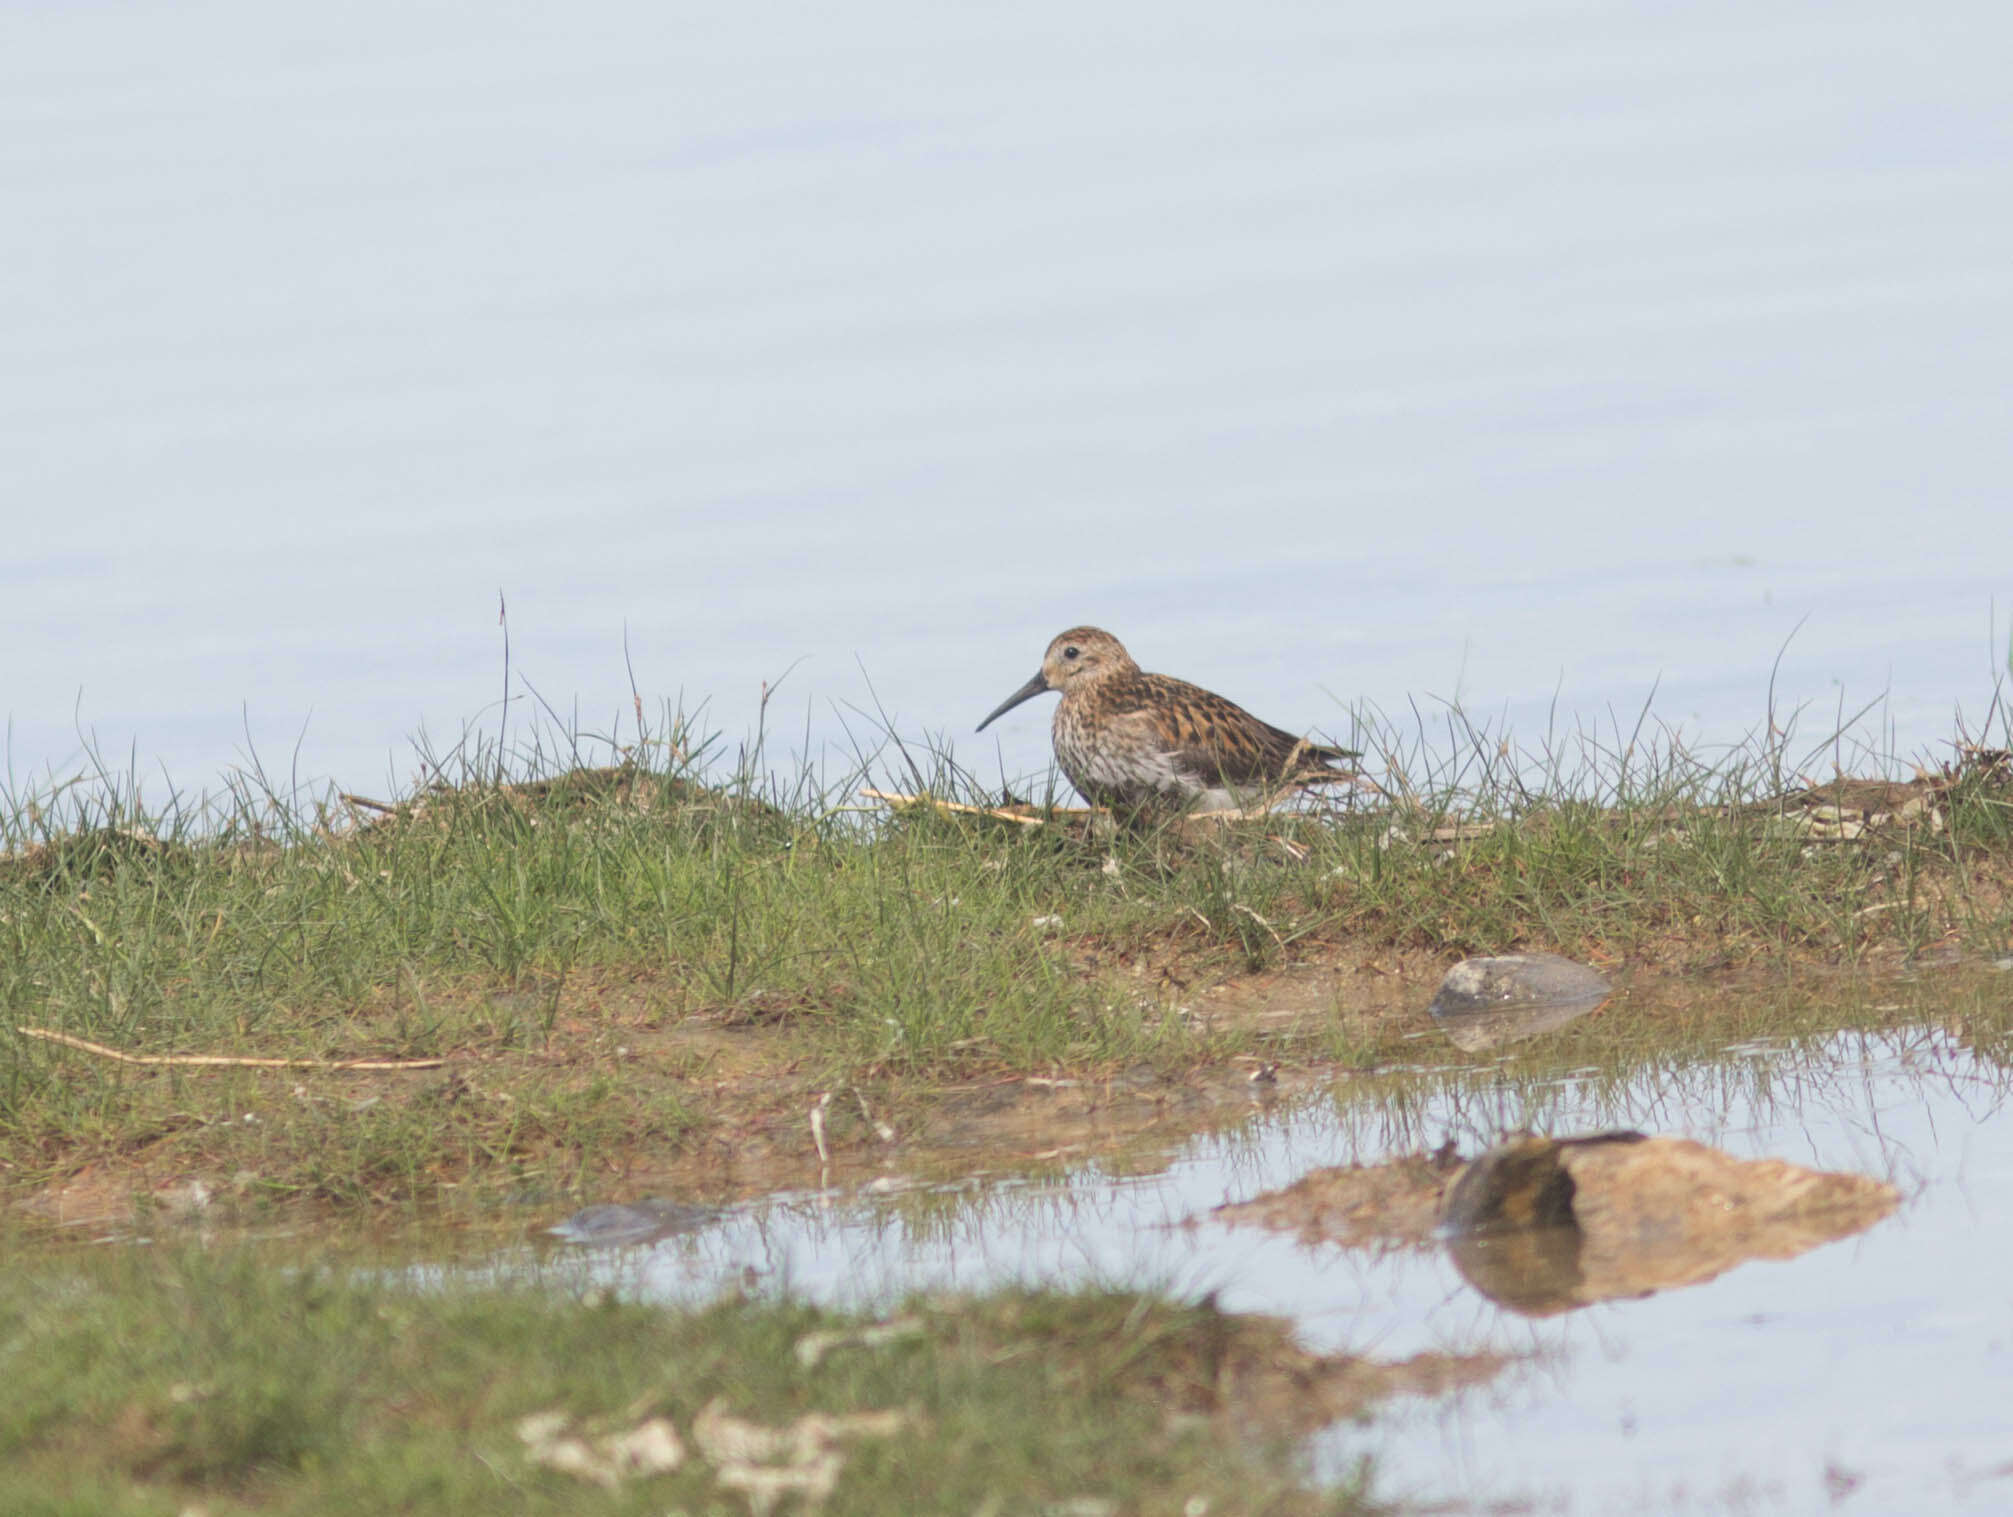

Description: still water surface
[6,3,2012,799]
[538,1010,2013,1512]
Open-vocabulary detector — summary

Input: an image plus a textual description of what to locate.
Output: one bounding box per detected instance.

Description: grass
[0,1241,1382,1515]
[1,680,2010,1208]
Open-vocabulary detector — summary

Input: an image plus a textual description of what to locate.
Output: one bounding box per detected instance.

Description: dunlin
[975,626,1360,812]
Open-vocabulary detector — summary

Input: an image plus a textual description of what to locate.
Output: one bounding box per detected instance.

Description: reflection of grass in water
[708,1002,2003,1274]
[0,1244,1382,1515]
[1317,978,2013,1163]
[714,995,2013,1275]
[0,668,2008,1208]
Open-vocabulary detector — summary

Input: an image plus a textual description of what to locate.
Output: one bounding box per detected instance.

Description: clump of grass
[0,1243,1377,1514]
[1290,669,2013,969]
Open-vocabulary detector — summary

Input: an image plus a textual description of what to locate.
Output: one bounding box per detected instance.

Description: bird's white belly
[1059,737,1251,810]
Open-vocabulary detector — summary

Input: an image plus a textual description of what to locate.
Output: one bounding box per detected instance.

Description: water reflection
[538,1016,2011,1509]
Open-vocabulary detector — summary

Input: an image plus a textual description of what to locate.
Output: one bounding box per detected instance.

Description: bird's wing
[1109,677,1356,790]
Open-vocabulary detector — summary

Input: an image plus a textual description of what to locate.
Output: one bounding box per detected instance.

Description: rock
[548,1198,718,1245]
[1429,953,1610,1051]
[1440,1132,1899,1315]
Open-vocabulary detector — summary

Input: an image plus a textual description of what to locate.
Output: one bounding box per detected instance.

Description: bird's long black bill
[975,671,1050,732]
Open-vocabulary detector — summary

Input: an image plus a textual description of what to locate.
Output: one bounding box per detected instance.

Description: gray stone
[1429,953,1610,1051]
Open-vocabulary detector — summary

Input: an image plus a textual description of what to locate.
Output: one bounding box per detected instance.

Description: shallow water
[535,1008,2013,1512]
[7,3,2013,798]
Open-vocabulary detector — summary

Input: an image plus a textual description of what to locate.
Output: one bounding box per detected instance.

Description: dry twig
[859,788,1059,826]
[16,1026,445,1072]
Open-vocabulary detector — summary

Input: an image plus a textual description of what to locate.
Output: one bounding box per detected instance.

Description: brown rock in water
[1217,1131,1898,1319]
[1441,1133,1899,1316]
[1214,1153,1453,1251]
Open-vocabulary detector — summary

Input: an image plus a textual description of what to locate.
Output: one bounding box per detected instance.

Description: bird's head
[976,626,1137,731]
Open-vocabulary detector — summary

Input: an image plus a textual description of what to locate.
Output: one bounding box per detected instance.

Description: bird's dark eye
[1063,645,1080,660]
